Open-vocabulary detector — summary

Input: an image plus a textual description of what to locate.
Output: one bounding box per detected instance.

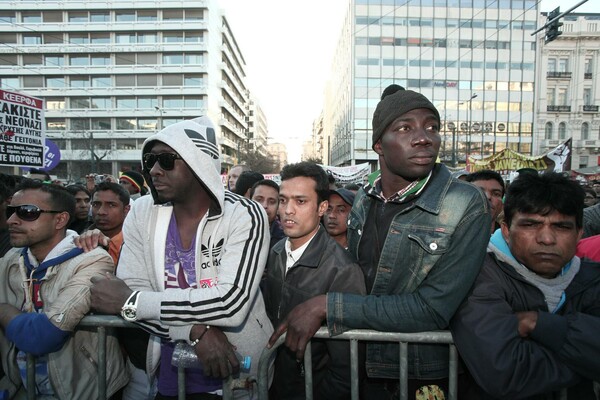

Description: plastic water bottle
[171,341,251,372]
[235,350,252,373]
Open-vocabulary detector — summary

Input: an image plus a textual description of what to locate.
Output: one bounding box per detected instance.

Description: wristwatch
[120,291,141,322]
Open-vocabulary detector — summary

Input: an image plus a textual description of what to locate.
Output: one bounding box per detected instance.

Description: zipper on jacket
[79,345,98,369]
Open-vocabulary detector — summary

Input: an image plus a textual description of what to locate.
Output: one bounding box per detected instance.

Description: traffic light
[545,7,563,44]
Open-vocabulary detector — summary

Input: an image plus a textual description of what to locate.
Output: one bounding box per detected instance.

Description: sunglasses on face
[7,205,63,222]
[142,153,182,171]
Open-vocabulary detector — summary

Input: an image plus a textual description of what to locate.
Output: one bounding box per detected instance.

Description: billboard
[0,89,45,168]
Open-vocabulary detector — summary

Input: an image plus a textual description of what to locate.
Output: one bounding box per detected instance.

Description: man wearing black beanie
[269,85,492,399]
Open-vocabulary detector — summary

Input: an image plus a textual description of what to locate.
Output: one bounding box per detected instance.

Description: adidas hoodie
[116,117,273,380]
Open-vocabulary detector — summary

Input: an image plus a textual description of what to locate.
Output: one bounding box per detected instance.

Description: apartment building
[535,12,600,169]
[323,0,538,168]
[0,0,257,180]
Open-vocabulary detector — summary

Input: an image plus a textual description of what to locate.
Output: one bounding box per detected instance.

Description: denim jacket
[326,164,491,379]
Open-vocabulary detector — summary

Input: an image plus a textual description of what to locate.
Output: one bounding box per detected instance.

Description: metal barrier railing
[259,327,457,400]
[24,316,568,400]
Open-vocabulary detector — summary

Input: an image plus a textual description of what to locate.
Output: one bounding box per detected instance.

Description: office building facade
[0,0,257,181]
[324,0,538,169]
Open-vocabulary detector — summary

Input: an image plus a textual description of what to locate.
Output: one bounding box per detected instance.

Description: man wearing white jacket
[90,116,273,399]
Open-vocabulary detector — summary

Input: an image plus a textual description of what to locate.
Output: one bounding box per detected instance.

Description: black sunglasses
[7,205,63,222]
[143,153,183,171]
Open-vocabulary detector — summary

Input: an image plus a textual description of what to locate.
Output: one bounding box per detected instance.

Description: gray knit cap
[372,85,441,149]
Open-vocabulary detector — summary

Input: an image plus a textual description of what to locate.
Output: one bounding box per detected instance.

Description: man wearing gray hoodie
[89,116,273,399]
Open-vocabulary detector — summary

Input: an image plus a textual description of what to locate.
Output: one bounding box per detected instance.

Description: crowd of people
[0,85,598,400]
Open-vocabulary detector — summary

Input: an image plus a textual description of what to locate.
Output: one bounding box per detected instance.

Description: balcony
[583,105,599,112]
[547,105,571,112]
[546,71,572,79]
[575,140,599,148]
[585,72,592,79]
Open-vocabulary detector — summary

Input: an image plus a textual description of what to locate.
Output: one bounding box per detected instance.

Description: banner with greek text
[319,163,371,185]
[0,90,45,168]
[468,139,572,174]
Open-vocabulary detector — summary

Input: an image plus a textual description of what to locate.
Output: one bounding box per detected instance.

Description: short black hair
[93,182,130,206]
[466,170,505,196]
[66,184,91,198]
[504,172,585,229]
[28,168,51,181]
[280,162,329,203]
[234,171,265,196]
[250,179,279,198]
[15,180,76,222]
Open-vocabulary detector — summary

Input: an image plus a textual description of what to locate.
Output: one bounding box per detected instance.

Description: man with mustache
[87,182,130,265]
[323,188,355,250]
[269,85,491,399]
[263,161,365,400]
[451,172,600,399]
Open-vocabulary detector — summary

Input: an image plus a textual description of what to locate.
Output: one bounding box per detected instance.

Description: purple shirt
[157,215,221,396]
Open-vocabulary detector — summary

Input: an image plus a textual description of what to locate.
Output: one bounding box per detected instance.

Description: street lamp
[459,93,478,160]
[447,122,457,167]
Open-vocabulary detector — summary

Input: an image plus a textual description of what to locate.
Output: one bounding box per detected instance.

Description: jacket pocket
[403,229,451,289]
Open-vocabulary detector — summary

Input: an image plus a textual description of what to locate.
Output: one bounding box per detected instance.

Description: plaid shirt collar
[366,170,433,204]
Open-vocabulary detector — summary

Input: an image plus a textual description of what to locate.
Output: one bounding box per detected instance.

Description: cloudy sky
[221,0,597,163]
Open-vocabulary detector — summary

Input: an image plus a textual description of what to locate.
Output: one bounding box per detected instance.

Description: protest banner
[0,89,45,168]
[468,139,572,174]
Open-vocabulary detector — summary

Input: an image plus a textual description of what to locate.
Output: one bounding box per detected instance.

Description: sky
[220,0,598,163]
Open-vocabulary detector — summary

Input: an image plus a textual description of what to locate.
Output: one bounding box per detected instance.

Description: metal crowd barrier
[259,327,457,400]
[24,316,568,400]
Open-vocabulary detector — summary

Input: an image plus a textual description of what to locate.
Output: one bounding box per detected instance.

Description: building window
[91,118,111,130]
[558,58,568,72]
[46,77,65,88]
[68,12,88,23]
[116,11,136,22]
[116,98,136,109]
[46,99,65,110]
[91,55,110,65]
[584,88,592,105]
[90,12,110,22]
[70,77,90,87]
[71,119,91,131]
[70,55,89,66]
[23,76,43,88]
[0,55,17,66]
[138,10,157,21]
[22,12,41,23]
[558,122,567,140]
[545,122,553,139]
[91,76,111,88]
[45,55,64,66]
[0,77,19,89]
[558,88,568,105]
[23,55,42,65]
[90,33,110,44]
[116,118,137,130]
[0,33,17,44]
[91,98,111,109]
[581,123,589,140]
[23,35,42,45]
[46,119,66,131]
[547,58,556,72]
[43,11,62,22]
[0,12,17,24]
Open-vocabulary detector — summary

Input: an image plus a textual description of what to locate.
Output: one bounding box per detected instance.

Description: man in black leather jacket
[263,162,366,400]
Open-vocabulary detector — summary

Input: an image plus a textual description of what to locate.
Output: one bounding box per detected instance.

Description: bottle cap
[241,355,251,370]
